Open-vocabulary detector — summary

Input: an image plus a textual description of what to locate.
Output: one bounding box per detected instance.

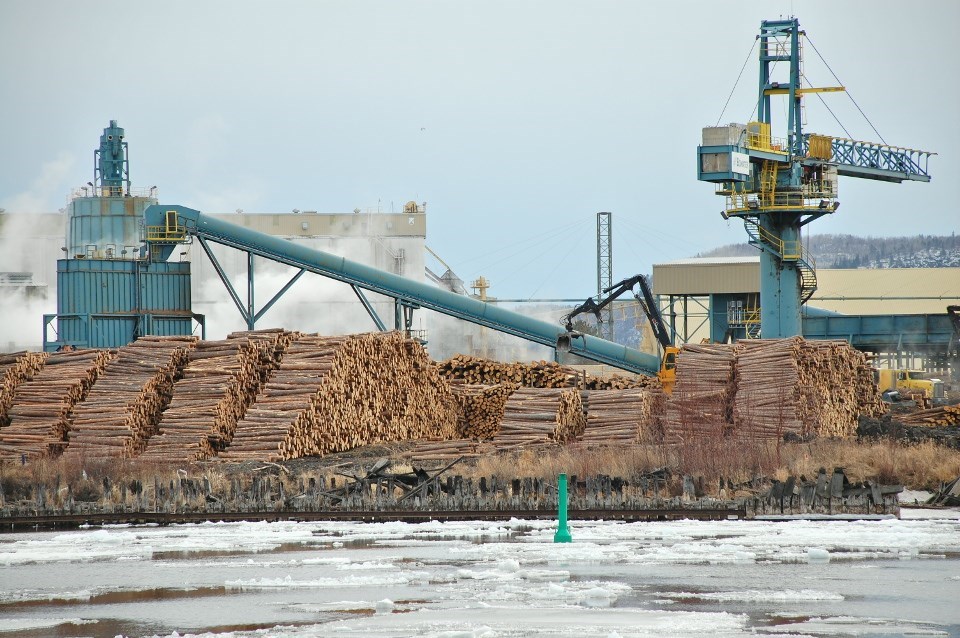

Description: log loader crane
[561,275,678,393]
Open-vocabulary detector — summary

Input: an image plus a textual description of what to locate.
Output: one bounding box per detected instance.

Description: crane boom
[562,274,672,351]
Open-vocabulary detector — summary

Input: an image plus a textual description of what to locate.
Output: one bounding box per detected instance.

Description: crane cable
[802,70,854,140]
[804,34,887,145]
[715,36,759,126]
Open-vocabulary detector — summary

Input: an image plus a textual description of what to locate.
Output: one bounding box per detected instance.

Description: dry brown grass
[2,439,958,503]
[468,439,960,491]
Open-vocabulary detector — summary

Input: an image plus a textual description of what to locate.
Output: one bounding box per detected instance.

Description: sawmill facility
[0,16,957,471]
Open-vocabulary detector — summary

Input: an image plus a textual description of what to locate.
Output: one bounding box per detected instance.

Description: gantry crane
[697,17,935,338]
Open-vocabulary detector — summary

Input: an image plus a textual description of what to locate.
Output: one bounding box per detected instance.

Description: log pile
[402,438,494,463]
[440,355,581,388]
[221,332,458,462]
[449,382,518,438]
[898,404,960,427]
[439,354,660,391]
[139,333,288,462]
[733,337,884,439]
[0,351,48,426]
[583,374,660,390]
[580,387,665,445]
[0,349,114,460]
[490,388,585,450]
[60,336,198,460]
[663,343,738,442]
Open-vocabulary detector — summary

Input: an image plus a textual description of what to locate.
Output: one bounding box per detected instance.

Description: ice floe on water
[1,510,958,637]
[662,589,844,602]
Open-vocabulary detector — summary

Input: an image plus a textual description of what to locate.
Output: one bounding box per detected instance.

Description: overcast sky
[1,1,957,299]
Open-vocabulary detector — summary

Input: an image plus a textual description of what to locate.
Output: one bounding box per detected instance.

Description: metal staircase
[742,216,818,303]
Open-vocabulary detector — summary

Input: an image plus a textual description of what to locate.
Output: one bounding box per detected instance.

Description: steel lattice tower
[597,212,613,341]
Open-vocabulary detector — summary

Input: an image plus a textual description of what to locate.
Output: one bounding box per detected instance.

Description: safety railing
[724,189,838,215]
[744,121,788,154]
[145,210,187,242]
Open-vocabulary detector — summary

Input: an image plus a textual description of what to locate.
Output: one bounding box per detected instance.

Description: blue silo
[43,121,199,350]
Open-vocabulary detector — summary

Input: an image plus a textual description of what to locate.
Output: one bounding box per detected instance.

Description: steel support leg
[352,285,387,331]
[197,236,250,326]
[254,269,306,323]
[246,253,255,330]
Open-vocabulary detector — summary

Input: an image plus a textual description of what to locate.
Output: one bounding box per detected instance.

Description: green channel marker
[554,473,572,543]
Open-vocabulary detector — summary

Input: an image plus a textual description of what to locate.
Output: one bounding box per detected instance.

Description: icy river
[1,508,958,637]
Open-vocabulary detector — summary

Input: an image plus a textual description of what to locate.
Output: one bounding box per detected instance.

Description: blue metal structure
[43,122,201,351]
[95,120,129,197]
[801,312,955,355]
[144,205,663,375]
[697,18,934,338]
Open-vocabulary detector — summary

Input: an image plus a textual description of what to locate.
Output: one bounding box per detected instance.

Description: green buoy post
[554,473,572,543]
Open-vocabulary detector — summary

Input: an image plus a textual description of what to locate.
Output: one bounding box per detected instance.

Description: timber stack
[138,333,286,462]
[0,349,113,460]
[440,355,581,388]
[450,382,518,438]
[663,343,737,442]
[581,386,665,445]
[221,332,457,461]
[222,334,349,461]
[440,354,655,390]
[0,351,48,426]
[583,373,657,390]
[896,404,960,427]
[733,337,884,439]
[61,336,198,460]
[491,387,585,449]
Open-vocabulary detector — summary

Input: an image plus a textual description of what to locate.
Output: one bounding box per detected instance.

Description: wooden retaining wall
[0,468,900,522]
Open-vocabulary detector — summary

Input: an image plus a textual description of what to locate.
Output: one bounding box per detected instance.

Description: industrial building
[653,257,959,375]
[0,17,955,380]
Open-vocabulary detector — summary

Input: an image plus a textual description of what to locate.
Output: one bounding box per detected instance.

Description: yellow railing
[145,210,187,242]
[723,190,838,214]
[744,121,788,153]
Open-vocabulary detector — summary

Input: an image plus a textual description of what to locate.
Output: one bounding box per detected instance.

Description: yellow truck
[874,368,945,401]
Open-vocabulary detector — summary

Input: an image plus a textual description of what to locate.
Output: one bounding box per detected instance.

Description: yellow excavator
[562,274,678,393]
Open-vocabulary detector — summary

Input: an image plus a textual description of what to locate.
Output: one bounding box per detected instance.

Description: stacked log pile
[580,387,665,445]
[490,388,585,450]
[583,374,658,390]
[139,333,287,462]
[402,438,494,463]
[663,343,738,442]
[0,349,113,459]
[733,337,884,439]
[440,354,659,391]
[221,332,458,461]
[449,382,518,438]
[60,336,198,460]
[0,351,48,426]
[895,404,960,427]
[440,355,581,388]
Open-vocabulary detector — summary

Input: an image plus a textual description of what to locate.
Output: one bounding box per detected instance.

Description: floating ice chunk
[580,586,619,608]
[807,547,831,562]
[518,568,570,582]
[664,589,843,602]
[337,561,396,570]
[497,558,520,572]
[375,598,394,614]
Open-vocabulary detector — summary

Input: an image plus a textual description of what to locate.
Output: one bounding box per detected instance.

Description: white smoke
[0,152,75,213]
